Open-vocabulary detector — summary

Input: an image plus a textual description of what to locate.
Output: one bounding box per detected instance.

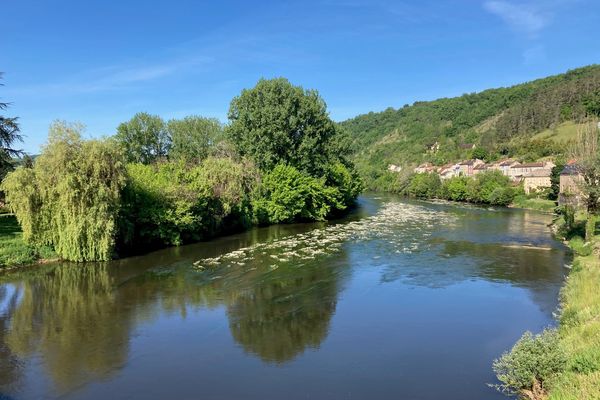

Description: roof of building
[473,164,488,170]
[511,162,545,169]
[459,160,475,165]
[499,160,516,166]
[524,169,551,178]
[561,164,582,176]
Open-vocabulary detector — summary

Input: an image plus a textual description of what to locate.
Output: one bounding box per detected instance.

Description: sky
[1,0,599,153]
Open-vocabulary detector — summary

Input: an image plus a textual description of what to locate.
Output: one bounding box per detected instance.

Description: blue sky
[1,0,599,153]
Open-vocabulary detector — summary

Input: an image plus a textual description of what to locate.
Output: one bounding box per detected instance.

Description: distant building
[457,159,485,177]
[414,162,434,174]
[559,164,584,207]
[509,161,554,180]
[388,164,402,172]
[472,164,488,175]
[523,169,551,194]
[489,159,519,176]
[439,163,459,180]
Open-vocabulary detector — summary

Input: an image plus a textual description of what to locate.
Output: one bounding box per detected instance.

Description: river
[0,194,568,400]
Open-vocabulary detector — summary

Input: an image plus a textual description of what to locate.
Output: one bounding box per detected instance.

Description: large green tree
[167,116,222,164]
[0,73,24,179]
[115,112,170,164]
[226,78,342,175]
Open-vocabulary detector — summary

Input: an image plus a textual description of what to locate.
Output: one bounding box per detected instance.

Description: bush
[119,157,257,250]
[467,170,513,204]
[406,173,441,198]
[252,164,341,224]
[492,329,566,398]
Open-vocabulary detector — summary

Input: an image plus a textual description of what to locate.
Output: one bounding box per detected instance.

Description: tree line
[1,77,362,262]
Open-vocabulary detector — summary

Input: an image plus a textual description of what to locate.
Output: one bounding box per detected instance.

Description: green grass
[511,195,557,212]
[0,214,55,269]
[532,121,592,143]
[548,234,600,399]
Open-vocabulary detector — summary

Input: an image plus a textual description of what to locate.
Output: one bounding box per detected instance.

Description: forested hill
[340,65,600,188]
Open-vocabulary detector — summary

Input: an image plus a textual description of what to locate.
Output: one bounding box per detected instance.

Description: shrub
[492,329,566,398]
[252,164,341,224]
[119,157,258,250]
[406,173,441,198]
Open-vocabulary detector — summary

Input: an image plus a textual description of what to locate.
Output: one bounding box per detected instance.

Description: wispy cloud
[484,1,549,38]
[9,56,213,97]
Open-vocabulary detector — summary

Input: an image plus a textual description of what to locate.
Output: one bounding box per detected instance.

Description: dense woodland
[1,78,361,262]
[341,65,600,189]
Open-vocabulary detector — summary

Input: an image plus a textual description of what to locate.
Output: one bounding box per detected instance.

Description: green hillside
[340,65,600,189]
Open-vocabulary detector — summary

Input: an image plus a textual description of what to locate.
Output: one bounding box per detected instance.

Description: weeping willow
[1,121,126,261]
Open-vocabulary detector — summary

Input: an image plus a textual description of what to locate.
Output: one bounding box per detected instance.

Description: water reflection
[0,196,568,400]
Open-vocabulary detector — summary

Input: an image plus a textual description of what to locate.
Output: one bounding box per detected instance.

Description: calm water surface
[0,195,568,400]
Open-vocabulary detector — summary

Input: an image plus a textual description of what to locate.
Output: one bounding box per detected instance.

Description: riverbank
[547,216,600,399]
[0,214,56,269]
[493,210,600,399]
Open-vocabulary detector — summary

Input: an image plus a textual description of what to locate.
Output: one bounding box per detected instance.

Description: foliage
[440,176,469,201]
[226,78,344,175]
[325,162,363,210]
[168,116,223,164]
[569,122,600,213]
[0,73,24,180]
[471,147,489,161]
[1,121,126,261]
[405,173,441,199]
[466,170,516,205]
[252,164,342,224]
[493,329,567,398]
[115,112,170,164]
[119,157,258,251]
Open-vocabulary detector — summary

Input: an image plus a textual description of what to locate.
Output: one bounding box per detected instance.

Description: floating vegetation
[192,202,457,271]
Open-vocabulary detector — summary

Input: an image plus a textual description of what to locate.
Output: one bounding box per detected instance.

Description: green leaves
[253,164,342,224]
[115,112,170,164]
[1,121,126,262]
[226,78,340,175]
[492,329,566,397]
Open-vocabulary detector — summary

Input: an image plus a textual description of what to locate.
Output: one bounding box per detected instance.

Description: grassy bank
[493,211,600,399]
[0,214,55,269]
[548,232,600,399]
[511,195,556,213]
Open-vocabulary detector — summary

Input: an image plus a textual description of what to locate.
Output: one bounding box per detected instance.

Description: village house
[559,163,584,207]
[489,159,518,176]
[472,164,488,175]
[438,163,459,180]
[457,159,484,177]
[388,164,402,172]
[508,161,554,180]
[522,169,552,194]
[414,162,434,174]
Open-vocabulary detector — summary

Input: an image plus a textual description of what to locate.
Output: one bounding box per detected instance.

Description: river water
[0,194,568,400]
